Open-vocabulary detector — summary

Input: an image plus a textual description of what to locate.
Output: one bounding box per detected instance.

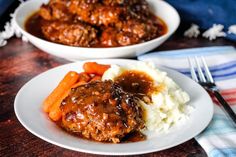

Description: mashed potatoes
[102,62,191,132]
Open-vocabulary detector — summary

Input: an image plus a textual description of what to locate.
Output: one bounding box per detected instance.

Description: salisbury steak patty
[60,80,144,143]
[41,21,98,47]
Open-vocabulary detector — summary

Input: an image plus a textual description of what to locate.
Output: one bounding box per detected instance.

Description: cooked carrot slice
[48,89,70,121]
[71,80,87,88]
[83,62,110,76]
[78,72,91,82]
[90,75,102,82]
[43,71,79,113]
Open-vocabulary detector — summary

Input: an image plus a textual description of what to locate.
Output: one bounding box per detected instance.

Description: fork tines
[188,56,214,84]
[188,56,236,125]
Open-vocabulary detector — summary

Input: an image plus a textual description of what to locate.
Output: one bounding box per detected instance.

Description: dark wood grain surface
[0,25,235,157]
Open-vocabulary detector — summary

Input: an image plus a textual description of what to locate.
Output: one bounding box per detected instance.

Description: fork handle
[213,91,236,125]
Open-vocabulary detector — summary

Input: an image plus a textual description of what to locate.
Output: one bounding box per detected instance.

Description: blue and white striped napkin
[138,46,236,157]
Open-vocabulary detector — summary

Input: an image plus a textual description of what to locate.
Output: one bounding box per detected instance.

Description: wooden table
[1,25,235,157]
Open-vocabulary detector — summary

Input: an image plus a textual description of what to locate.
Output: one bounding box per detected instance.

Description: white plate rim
[14,59,214,155]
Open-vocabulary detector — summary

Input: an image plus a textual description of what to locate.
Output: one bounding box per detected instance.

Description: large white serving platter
[14,59,213,155]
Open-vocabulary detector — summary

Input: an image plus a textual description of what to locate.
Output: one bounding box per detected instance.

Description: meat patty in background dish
[41,21,98,47]
[25,0,167,47]
[60,80,144,143]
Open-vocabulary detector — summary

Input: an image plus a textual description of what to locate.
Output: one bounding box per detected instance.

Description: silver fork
[188,56,236,125]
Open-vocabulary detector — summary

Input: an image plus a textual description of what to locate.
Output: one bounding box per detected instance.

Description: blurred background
[0,0,20,30]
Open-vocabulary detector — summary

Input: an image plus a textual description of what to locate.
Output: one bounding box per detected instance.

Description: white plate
[14,59,213,155]
[13,0,180,61]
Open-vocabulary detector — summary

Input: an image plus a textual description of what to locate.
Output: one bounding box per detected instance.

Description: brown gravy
[25,12,168,47]
[25,12,45,39]
[121,131,146,143]
[115,70,155,99]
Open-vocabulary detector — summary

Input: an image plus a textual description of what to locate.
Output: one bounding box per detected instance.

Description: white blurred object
[228,25,236,35]
[0,39,7,47]
[184,23,200,38]
[0,1,28,47]
[202,24,226,40]
[22,35,29,42]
